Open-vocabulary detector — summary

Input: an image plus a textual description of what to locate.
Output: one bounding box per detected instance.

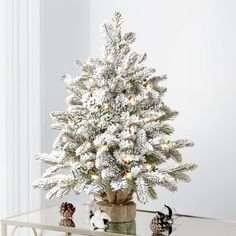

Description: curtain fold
[0,0,7,220]
[3,0,42,218]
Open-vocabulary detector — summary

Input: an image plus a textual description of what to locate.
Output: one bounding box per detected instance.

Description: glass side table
[1,204,236,236]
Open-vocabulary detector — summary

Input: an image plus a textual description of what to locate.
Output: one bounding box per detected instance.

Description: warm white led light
[122,154,131,164]
[69,157,76,167]
[68,119,75,127]
[86,160,94,168]
[91,174,98,180]
[146,83,153,92]
[145,164,153,171]
[124,172,132,179]
[143,117,150,123]
[107,54,113,62]
[129,96,136,105]
[99,145,108,152]
[160,143,170,150]
[102,103,110,110]
[84,141,91,148]
[88,78,94,83]
[122,63,129,70]
[129,125,137,133]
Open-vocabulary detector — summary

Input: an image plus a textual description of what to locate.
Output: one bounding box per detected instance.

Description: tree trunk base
[94,201,136,223]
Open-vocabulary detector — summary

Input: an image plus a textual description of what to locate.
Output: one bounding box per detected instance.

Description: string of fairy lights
[33,12,196,203]
[67,71,172,182]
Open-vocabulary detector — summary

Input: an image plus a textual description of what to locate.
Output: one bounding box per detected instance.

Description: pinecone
[150,205,173,235]
[150,213,172,234]
[59,218,75,228]
[60,202,75,218]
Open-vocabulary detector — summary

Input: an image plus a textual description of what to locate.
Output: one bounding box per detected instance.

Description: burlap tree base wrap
[107,220,136,234]
[93,188,136,222]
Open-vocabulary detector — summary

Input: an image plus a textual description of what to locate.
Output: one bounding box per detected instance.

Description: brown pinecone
[60,202,75,218]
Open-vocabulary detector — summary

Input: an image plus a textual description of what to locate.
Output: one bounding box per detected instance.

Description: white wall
[89,0,236,220]
[41,0,236,220]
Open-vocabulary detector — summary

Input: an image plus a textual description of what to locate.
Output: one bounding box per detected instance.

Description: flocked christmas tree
[33,12,197,205]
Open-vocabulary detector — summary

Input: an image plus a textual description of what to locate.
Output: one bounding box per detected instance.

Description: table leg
[1,223,7,236]
[32,227,39,236]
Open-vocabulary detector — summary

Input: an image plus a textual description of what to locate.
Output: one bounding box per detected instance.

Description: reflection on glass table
[1,204,236,236]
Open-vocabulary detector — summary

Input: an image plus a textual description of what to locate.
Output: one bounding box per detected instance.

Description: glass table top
[2,204,236,236]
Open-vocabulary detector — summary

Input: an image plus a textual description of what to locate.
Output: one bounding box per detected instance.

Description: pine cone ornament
[59,218,75,228]
[60,202,75,218]
[150,205,173,235]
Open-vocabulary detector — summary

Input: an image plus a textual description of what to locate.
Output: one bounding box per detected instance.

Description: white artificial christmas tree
[33,12,196,221]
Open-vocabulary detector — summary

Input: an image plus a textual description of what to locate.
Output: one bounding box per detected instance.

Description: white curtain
[1,0,41,219]
[0,0,7,220]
